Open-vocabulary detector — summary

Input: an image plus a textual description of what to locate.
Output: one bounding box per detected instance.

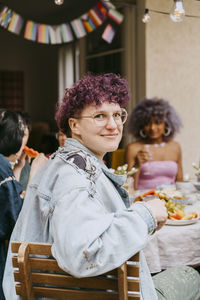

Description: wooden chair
[111,149,125,169]
[11,241,140,300]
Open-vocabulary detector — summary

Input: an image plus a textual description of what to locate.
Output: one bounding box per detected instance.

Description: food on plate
[166,199,197,220]
[24,146,39,158]
[156,189,184,200]
[135,189,199,221]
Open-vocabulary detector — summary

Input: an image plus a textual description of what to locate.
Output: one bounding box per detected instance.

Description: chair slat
[16,285,119,300]
[12,242,52,256]
[13,256,118,275]
[127,265,140,277]
[128,295,140,300]
[14,271,118,290]
[127,279,140,292]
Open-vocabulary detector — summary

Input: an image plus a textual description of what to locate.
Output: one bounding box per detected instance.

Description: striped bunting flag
[37,24,49,44]
[70,18,86,38]
[24,20,37,41]
[0,7,13,28]
[107,8,124,24]
[60,23,74,42]
[81,13,96,33]
[49,25,62,44]
[8,12,23,34]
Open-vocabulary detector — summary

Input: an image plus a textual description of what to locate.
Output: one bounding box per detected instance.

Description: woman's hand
[146,199,168,231]
[13,151,28,181]
[135,147,151,167]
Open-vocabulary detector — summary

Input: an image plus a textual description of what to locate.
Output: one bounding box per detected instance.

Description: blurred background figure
[56,130,67,147]
[0,109,47,300]
[40,133,59,157]
[125,98,183,190]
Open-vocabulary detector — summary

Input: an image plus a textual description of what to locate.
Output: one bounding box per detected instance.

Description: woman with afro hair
[125,97,183,190]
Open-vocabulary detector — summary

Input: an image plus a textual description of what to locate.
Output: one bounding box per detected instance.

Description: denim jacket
[3,138,158,300]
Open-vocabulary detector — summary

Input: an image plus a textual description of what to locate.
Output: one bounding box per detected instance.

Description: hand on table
[147,199,168,231]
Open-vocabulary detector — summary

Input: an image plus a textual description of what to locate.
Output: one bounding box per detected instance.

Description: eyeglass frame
[72,108,128,126]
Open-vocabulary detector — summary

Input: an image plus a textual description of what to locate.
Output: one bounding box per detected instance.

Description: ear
[68,118,81,135]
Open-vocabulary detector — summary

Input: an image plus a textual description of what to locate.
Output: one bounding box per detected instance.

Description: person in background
[3,75,200,300]
[56,130,67,147]
[125,98,183,190]
[40,133,59,157]
[0,109,47,300]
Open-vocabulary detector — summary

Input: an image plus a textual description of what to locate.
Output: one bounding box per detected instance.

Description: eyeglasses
[74,108,128,127]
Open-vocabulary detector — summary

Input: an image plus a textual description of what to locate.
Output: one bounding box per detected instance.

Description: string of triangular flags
[0,0,124,44]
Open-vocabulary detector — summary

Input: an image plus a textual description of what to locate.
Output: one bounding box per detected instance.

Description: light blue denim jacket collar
[59,138,129,205]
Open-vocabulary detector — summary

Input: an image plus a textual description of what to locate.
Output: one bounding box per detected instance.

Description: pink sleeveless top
[137,161,178,190]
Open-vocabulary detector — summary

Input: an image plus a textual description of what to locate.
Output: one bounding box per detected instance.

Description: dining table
[143,198,200,274]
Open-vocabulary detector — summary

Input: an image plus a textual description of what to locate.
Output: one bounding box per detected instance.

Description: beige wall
[145,0,200,179]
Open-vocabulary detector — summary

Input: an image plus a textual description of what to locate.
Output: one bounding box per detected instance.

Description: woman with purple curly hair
[55,73,130,137]
[126,97,183,190]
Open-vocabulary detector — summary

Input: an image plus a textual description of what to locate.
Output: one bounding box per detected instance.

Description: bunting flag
[60,23,74,43]
[0,1,123,44]
[37,24,49,44]
[81,13,96,33]
[70,18,86,38]
[107,8,124,24]
[24,20,37,41]
[88,8,103,26]
[49,25,62,44]
[8,12,23,34]
[100,0,116,10]
[0,7,13,28]
[102,23,116,43]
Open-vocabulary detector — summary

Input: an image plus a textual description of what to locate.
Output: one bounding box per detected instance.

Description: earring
[164,126,171,136]
[139,129,147,138]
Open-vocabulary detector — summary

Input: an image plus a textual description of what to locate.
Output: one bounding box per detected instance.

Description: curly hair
[128,97,182,142]
[55,73,130,135]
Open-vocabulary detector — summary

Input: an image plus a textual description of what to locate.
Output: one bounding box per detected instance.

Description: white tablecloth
[144,202,200,273]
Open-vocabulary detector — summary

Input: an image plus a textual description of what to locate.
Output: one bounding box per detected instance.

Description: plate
[166,217,199,226]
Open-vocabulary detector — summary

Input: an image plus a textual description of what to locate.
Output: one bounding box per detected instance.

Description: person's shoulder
[167,140,181,148]
[126,141,144,152]
[167,140,182,153]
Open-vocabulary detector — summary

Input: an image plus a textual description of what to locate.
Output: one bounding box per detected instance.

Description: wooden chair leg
[118,262,128,300]
[18,242,34,300]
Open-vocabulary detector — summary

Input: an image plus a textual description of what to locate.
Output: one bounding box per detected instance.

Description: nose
[150,122,156,130]
[106,115,118,128]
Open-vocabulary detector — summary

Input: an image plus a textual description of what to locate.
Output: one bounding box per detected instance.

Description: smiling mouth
[102,134,118,138]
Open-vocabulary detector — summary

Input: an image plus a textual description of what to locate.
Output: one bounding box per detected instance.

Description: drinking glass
[143,144,153,175]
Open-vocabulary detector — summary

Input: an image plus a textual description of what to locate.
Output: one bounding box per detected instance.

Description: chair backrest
[11,241,140,300]
[111,149,125,170]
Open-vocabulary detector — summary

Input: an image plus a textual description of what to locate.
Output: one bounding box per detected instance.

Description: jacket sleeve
[49,166,156,277]
[0,179,23,241]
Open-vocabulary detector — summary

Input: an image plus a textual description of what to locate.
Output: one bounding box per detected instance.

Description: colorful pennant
[8,12,23,34]
[0,1,123,45]
[24,20,37,41]
[102,23,116,43]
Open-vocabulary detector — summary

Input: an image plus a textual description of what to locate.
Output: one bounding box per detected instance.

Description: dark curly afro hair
[128,97,182,142]
[55,73,130,135]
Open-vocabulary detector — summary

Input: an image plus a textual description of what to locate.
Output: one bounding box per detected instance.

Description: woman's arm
[176,142,183,181]
[125,143,145,189]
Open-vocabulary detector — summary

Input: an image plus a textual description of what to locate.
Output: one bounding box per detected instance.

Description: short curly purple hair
[55,73,130,135]
[129,97,182,142]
